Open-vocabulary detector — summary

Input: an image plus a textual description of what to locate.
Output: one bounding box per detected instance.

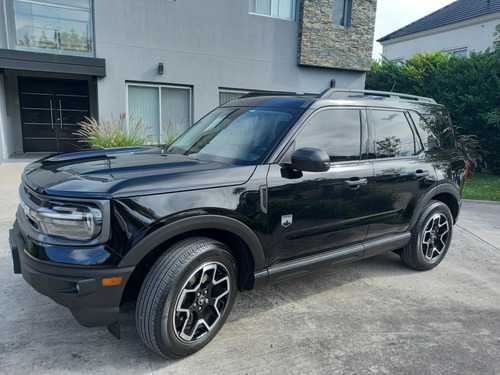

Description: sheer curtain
[219,91,247,105]
[128,84,191,143]
[128,85,160,142]
[161,87,191,140]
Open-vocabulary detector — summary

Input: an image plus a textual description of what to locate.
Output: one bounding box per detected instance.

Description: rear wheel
[136,237,237,358]
[401,200,453,271]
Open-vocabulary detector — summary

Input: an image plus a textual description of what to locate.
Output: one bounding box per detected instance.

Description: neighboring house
[378,0,500,62]
[0,0,377,161]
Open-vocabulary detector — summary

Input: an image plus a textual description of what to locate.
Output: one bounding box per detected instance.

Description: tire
[400,200,453,271]
[136,237,237,358]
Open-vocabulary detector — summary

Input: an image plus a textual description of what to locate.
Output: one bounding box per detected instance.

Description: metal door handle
[49,99,54,130]
[344,178,368,189]
[58,100,63,130]
[413,170,429,180]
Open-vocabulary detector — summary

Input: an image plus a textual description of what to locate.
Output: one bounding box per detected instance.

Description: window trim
[445,47,468,57]
[126,82,193,143]
[5,0,95,57]
[218,89,249,105]
[368,108,420,160]
[332,0,352,28]
[249,0,297,21]
[283,107,364,164]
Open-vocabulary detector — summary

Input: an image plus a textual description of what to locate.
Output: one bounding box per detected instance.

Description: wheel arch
[409,183,461,231]
[119,215,265,304]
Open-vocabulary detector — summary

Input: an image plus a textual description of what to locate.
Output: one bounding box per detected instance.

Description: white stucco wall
[381,13,500,61]
[0,77,6,160]
[0,0,369,159]
[93,0,366,122]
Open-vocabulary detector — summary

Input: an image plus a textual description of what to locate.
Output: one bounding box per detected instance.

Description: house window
[252,0,296,20]
[127,84,192,144]
[5,0,93,57]
[390,59,405,67]
[446,48,467,57]
[332,0,352,27]
[219,90,248,105]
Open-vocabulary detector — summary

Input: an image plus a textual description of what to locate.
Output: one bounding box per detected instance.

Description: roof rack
[239,91,315,99]
[319,89,436,104]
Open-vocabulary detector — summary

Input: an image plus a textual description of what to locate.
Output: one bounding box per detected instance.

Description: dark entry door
[18,77,90,153]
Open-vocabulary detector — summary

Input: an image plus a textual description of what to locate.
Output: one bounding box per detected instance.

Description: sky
[372,0,457,59]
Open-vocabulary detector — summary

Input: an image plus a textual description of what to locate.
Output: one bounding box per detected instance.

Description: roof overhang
[379,11,500,45]
[0,49,106,77]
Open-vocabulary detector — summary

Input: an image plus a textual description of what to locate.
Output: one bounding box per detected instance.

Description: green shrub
[367,47,500,173]
[75,113,153,149]
[162,119,185,145]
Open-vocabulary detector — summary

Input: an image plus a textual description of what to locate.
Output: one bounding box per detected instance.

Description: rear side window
[409,109,456,149]
[371,110,419,158]
[295,109,361,162]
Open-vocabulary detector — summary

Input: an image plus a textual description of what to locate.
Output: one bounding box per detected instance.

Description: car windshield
[167,106,303,164]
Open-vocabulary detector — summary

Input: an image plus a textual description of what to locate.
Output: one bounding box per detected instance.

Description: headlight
[32,202,103,241]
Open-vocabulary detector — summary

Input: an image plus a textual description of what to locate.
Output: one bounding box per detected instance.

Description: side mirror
[290,147,330,172]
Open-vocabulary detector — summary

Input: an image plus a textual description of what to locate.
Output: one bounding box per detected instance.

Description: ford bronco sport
[9,89,467,358]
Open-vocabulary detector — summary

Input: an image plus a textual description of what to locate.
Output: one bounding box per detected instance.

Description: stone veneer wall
[298,0,377,71]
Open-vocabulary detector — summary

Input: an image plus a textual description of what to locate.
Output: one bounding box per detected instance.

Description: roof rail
[240,91,316,99]
[320,89,436,104]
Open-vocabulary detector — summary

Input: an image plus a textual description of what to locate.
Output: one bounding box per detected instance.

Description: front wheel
[136,237,237,358]
[401,200,453,271]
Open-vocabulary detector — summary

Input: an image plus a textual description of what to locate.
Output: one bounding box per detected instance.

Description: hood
[22,146,257,198]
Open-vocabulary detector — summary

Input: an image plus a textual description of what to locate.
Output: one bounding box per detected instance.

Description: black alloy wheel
[136,237,237,358]
[401,200,453,271]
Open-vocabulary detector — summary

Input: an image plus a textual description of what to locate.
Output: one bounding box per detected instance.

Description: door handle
[413,170,429,180]
[344,178,368,189]
[58,100,63,130]
[49,99,54,130]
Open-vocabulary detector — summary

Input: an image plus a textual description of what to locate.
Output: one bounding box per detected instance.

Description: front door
[18,77,90,153]
[266,108,373,267]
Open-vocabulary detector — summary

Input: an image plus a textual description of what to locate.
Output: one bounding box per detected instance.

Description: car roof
[222,89,438,110]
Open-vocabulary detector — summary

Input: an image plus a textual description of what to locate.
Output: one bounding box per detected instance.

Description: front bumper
[9,221,134,328]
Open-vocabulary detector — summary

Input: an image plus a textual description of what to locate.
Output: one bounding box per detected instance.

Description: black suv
[10,89,466,358]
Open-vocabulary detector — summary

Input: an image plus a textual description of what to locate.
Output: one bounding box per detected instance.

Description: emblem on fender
[281,214,293,228]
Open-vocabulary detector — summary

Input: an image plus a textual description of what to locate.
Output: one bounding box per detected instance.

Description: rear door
[366,108,438,240]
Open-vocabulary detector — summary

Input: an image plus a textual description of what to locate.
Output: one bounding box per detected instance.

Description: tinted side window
[408,111,439,149]
[295,109,361,162]
[372,110,416,158]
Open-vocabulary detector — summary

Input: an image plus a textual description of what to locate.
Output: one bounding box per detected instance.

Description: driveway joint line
[456,224,499,251]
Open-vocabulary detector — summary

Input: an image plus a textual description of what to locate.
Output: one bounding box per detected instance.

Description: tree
[366,47,500,173]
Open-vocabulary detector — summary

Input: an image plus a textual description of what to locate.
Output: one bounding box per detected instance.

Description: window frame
[219,89,249,105]
[368,108,422,159]
[5,0,95,57]
[291,107,363,163]
[126,82,193,144]
[445,47,468,58]
[332,0,352,28]
[250,0,297,21]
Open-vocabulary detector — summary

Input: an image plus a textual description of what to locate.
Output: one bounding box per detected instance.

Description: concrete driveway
[1,162,499,375]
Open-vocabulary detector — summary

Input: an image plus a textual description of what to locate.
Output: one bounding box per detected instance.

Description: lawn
[462,173,500,201]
